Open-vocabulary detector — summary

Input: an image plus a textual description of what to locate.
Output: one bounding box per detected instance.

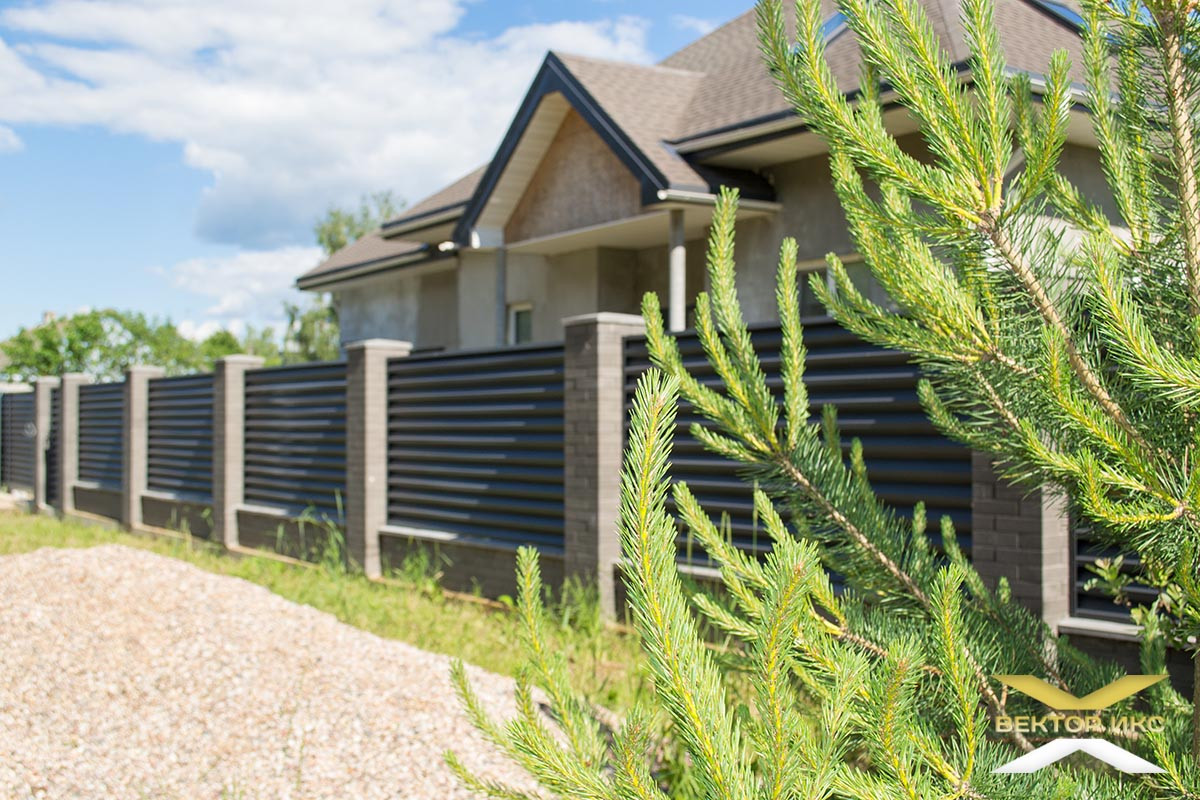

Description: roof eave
[296,246,447,291]
[676,62,1093,163]
[381,203,467,239]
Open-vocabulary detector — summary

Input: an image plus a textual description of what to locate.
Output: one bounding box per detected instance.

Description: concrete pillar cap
[561,312,646,329]
[344,338,413,353]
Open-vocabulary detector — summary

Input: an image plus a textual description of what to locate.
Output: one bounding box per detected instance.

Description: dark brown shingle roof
[301,167,485,286]
[383,166,486,230]
[660,0,1085,143]
[296,232,426,288]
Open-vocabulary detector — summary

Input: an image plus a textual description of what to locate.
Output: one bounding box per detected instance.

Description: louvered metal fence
[0,392,35,491]
[386,343,565,550]
[623,319,972,563]
[46,387,60,506]
[78,382,124,488]
[147,374,214,499]
[243,362,346,516]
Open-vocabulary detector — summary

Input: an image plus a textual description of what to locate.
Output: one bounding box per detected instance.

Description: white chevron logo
[993,738,1166,774]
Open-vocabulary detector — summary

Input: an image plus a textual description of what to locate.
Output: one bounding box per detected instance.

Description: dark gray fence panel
[78,382,125,488]
[46,387,60,506]
[1,393,35,491]
[386,343,565,550]
[243,361,346,516]
[623,318,972,563]
[147,374,214,498]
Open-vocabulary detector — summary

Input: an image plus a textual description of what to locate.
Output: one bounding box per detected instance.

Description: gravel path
[0,545,541,799]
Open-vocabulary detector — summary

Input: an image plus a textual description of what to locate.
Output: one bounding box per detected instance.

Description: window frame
[506,301,534,346]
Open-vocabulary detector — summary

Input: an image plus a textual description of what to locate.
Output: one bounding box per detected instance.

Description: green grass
[0,509,652,713]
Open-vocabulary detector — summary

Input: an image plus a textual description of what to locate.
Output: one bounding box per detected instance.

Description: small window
[507,303,533,345]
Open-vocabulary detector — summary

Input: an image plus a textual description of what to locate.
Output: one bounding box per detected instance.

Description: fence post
[57,373,89,515]
[970,451,1071,628]
[346,339,412,578]
[32,376,60,511]
[212,355,263,549]
[562,312,646,619]
[122,365,165,529]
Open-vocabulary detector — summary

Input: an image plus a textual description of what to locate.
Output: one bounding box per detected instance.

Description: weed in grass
[393,539,447,595]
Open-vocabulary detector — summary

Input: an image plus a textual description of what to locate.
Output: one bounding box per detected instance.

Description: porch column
[496,245,508,345]
[32,376,60,511]
[668,208,686,332]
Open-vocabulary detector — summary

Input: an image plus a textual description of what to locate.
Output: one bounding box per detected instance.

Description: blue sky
[0,0,748,340]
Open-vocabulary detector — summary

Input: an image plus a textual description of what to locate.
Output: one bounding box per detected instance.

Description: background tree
[237,324,282,365]
[2,310,204,380]
[0,309,281,380]
[314,190,402,256]
[290,189,405,363]
[281,297,339,364]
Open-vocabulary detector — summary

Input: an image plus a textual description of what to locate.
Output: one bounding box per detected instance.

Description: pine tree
[757,0,1200,752]
[449,0,1200,793]
[449,192,1199,798]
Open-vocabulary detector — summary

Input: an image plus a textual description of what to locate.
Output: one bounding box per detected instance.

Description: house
[297,0,1111,352]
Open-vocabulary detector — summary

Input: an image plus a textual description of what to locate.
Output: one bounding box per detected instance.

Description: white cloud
[0,1,655,248]
[671,14,717,37]
[164,245,322,332]
[0,124,21,152]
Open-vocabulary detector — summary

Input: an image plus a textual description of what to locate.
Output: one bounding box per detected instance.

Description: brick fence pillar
[56,373,89,515]
[346,339,412,578]
[970,451,1071,628]
[122,365,165,529]
[563,312,646,618]
[213,355,263,549]
[32,376,60,511]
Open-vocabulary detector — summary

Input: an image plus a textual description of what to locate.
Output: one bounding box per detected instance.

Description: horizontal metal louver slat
[147,374,214,499]
[622,319,973,564]
[243,361,346,516]
[78,383,124,488]
[1,393,36,491]
[386,343,565,551]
